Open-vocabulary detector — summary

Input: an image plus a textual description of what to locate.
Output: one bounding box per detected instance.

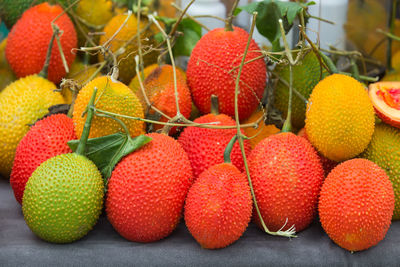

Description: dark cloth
[1,178,399,266]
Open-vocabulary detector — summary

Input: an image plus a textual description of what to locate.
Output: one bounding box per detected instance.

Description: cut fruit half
[369,82,400,128]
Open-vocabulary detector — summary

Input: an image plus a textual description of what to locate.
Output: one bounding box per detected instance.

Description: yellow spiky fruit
[305,74,375,162]
[72,76,145,139]
[0,38,16,91]
[0,75,65,177]
[99,14,159,84]
[128,64,159,95]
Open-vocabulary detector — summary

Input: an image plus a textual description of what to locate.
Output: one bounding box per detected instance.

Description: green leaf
[173,18,202,57]
[68,133,152,183]
[234,2,259,16]
[155,16,177,27]
[276,2,303,24]
[154,32,165,44]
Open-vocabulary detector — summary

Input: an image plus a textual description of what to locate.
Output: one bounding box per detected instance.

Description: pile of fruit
[1,0,400,254]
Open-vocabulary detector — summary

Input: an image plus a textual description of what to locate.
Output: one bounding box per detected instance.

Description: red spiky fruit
[178,113,251,180]
[184,163,252,249]
[186,27,266,120]
[319,159,394,252]
[10,114,77,204]
[298,128,338,177]
[106,133,193,242]
[248,132,324,232]
[5,3,77,84]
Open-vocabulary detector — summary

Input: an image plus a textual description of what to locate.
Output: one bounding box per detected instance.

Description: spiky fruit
[5,3,77,84]
[73,76,145,139]
[274,51,328,129]
[297,128,338,177]
[128,64,159,95]
[106,133,193,242]
[178,113,251,179]
[319,159,394,252]
[186,27,266,120]
[99,14,159,84]
[22,153,104,243]
[75,0,113,46]
[0,38,16,91]
[368,82,400,129]
[137,65,191,134]
[185,163,252,249]
[241,108,280,149]
[361,123,400,220]
[0,75,65,177]
[248,132,324,232]
[305,74,375,162]
[64,60,101,103]
[10,114,76,205]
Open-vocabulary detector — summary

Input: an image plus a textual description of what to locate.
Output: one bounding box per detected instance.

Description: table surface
[1,178,400,267]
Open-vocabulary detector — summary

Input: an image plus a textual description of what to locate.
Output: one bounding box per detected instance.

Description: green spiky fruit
[274,51,328,129]
[22,153,104,243]
[361,123,400,220]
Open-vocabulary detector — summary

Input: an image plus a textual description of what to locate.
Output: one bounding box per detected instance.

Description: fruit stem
[386,0,397,72]
[210,95,219,115]
[76,87,97,156]
[319,51,338,73]
[225,0,239,32]
[224,135,237,164]
[281,64,293,133]
[38,26,59,79]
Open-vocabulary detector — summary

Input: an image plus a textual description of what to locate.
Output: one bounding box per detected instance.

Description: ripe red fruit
[297,128,338,177]
[6,3,77,84]
[106,133,193,242]
[184,163,252,249]
[186,27,266,120]
[319,159,394,252]
[10,114,77,204]
[178,113,251,179]
[248,132,324,232]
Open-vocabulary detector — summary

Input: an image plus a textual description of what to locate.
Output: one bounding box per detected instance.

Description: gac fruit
[178,113,251,179]
[5,3,77,84]
[106,133,193,242]
[369,81,400,129]
[248,132,324,232]
[10,114,77,205]
[186,27,266,120]
[319,159,394,252]
[185,163,252,249]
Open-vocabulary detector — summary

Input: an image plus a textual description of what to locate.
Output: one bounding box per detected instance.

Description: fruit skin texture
[23,153,104,243]
[274,51,328,129]
[10,114,77,205]
[5,3,77,84]
[361,123,400,220]
[138,65,191,134]
[241,108,280,149]
[297,128,338,177]
[99,14,158,84]
[248,132,324,232]
[106,133,193,242]
[128,64,159,94]
[73,76,145,139]
[186,27,266,120]
[185,163,252,249]
[0,75,65,177]
[305,74,375,162]
[319,159,394,252]
[178,113,252,179]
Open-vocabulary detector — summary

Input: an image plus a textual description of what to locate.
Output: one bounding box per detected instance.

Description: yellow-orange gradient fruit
[242,108,280,149]
[72,76,145,139]
[248,132,324,232]
[106,133,193,242]
[5,3,77,84]
[138,65,191,134]
[319,159,394,252]
[186,27,266,120]
[184,163,252,249]
[0,75,65,177]
[128,64,159,95]
[305,74,375,162]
